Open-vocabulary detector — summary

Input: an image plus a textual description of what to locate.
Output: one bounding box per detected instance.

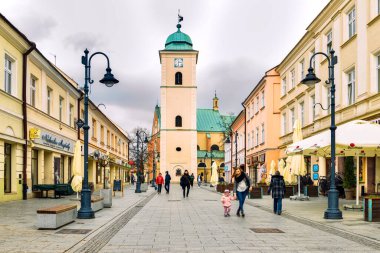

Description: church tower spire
[213,91,219,111]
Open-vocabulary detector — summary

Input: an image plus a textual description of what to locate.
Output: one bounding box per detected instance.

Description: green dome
[165,24,193,50]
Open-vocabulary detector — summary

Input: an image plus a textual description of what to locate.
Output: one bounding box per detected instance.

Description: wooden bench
[36,204,77,229]
[91,196,104,212]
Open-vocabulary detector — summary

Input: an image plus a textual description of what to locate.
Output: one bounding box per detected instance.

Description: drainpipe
[22,42,36,200]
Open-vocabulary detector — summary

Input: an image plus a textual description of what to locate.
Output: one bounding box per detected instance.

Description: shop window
[31,149,38,186]
[4,143,11,193]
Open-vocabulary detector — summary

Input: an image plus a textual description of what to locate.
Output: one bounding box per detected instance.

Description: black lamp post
[301,49,342,220]
[77,49,119,219]
[151,148,160,188]
[135,130,149,193]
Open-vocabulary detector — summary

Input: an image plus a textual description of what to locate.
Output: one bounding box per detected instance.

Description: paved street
[100,185,378,253]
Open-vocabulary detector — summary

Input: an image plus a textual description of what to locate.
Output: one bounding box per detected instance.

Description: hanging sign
[29,128,41,140]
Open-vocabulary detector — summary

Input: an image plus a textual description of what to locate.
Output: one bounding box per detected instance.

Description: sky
[0,0,329,133]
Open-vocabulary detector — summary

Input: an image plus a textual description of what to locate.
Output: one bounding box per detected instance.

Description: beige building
[242,67,281,184]
[229,110,245,180]
[277,0,380,193]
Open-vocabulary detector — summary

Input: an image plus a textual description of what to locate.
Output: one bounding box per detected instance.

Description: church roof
[164,24,193,51]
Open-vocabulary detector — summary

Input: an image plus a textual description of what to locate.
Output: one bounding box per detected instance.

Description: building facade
[229,110,245,180]
[242,67,281,184]
[277,0,380,193]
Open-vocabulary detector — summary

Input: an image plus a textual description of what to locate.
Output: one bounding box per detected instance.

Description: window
[107,130,110,147]
[59,96,64,121]
[30,77,36,107]
[291,69,295,88]
[247,105,251,118]
[197,145,200,151]
[175,115,182,127]
[4,57,12,94]
[251,130,254,147]
[348,8,356,39]
[100,125,105,143]
[326,30,333,53]
[311,95,316,121]
[256,127,259,146]
[247,133,251,148]
[290,108,295,129]
[175,72,182,85]
[261,123,265,143]
[256,97,259,113]
[311,49,316,68]
[211,145,219,151]
[377,55,380,92]
[31,149,38,186]
[47,87,52,115]
[69,104,74,127]
[92,118,97,138]
[300,102,305,127]
[251,103,254,116]
[282,113,287,135]
[281,77,287,95]
[300,59,305,80]
[261,91,265,108]
[347,69,355,105]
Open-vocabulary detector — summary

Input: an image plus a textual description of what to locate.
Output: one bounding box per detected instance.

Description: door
[367,157,376,194]
[4,143,11,193]
[31,149,38,186]
[60,156,64,183]
[54,157,61,184]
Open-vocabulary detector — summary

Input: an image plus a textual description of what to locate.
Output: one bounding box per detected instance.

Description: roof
[197,150,225,159]
[197,109,235,132]
[153,106,235,132]
[164,24,193,51]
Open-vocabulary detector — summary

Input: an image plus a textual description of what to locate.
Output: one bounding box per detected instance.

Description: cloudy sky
[1,0,329,133]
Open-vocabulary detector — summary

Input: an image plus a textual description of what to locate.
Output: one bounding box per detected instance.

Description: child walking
[221,189,235,217]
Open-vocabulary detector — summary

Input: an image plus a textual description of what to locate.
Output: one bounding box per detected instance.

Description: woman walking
[268,170,286,215]
[189,173,195,188]
[233,167,251,217]
[180,170,191,198]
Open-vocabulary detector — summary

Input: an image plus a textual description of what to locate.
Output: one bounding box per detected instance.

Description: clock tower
[159,23,198,182]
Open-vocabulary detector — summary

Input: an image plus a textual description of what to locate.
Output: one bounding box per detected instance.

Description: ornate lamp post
[77,49,119,219]
[135,130,149,193]
[301,49,342,220]
[151,144,160,188]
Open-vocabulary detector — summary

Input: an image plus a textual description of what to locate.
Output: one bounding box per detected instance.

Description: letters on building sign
[32,129,74,153]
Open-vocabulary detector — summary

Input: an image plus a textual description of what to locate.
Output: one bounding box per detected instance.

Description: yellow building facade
[278,0,380,193]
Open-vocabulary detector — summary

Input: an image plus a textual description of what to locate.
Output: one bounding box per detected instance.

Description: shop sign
[29,128,41,140]
[33,130,74,153]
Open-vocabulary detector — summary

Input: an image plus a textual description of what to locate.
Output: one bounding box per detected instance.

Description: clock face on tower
[174,58,183,68]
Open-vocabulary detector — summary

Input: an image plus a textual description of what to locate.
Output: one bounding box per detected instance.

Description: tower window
[175,115,182,127]
[175,72,182,85]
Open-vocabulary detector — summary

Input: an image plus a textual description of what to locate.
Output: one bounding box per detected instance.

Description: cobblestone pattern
[72,192,156,253]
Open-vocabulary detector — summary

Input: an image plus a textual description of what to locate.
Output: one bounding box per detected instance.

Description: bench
[91,196,104,212]
[36,204,77,229]
[33,184,74,198]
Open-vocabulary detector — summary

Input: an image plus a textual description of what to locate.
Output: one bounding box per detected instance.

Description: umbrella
[278,159,285,176]
[210,161,218,186]
[283,156,295,184]
[286,120,380,205]
[71,140,82,198]
[290,119,306,198]
[266,160,276,184]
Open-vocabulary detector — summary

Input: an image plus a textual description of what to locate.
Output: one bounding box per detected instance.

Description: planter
[304,185,319,197]
[249,187,263,199]
[364,197,380,222]
[344,188,355,200]
[100,189,112,208]
[261,185,270,195]
[284,186,295,198]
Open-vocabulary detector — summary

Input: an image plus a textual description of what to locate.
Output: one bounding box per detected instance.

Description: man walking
[164,171,171,194]
[155,173,164,194]
[268,170,286,215]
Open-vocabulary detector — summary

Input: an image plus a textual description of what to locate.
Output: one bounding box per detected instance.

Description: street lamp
[77,49,119,219]
[151,146,160,188]
[301,49,342,220]
[135,130,149,193]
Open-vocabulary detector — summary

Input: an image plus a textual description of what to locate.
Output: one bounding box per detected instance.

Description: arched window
[197,145,200,151]
[211,144,219,151]
[175,72,182,85]
[175,116,182,127]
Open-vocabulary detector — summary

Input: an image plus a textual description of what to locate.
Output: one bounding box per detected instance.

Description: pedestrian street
[99,185,377,253]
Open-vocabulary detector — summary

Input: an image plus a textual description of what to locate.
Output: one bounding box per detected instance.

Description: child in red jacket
[155,173,164,194]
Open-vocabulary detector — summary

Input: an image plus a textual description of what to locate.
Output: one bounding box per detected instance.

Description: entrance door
[31,149,38,186]
[4,143,11,193]
[54,157,61,184]
[367,157,376,194]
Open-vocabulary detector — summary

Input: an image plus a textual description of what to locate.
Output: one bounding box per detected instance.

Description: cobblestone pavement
[0,186,153,253]
[100,185,378,253]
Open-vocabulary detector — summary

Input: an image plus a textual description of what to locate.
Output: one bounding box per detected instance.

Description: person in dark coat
[268,170,286,215]
[233,167,251,217]
[164,171,171,194]
[180,170,191,198]
[189,173,195,188]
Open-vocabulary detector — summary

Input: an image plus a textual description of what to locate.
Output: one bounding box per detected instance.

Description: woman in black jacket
[180,170,191,198]
[233,167,251,217]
